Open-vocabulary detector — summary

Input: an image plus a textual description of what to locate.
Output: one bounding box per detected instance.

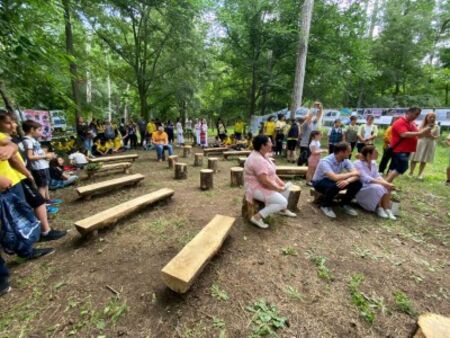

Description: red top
[390,116,418,153]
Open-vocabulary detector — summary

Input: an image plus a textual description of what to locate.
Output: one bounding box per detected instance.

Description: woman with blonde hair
[409,112,440,179]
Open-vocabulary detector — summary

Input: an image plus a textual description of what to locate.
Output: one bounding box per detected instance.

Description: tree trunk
[368,0,379,39]
[200,169,214,190]
[62,0,82,122]
[0,81,15,114]
[446,83,449,106]
[290,0,315,120]
[248,62,258,122]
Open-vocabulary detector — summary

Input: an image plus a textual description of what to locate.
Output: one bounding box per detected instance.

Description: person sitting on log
[152,125,173,162]
[244,135,297,229]
[312,142,362,219]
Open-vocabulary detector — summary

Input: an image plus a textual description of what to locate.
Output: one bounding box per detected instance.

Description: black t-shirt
[49,166,64,180]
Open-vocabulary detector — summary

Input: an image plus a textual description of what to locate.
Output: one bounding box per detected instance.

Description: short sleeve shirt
[244,150,277,202]
[22,136,49,170]
[390,116,418,153]
[312,154,354,182]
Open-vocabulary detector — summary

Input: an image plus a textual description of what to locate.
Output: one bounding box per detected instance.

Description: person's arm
[315,102,324,123]
[0,140,17,160]
[325,168,359,182]
[257,173,284,192]
[431,126,440,140]
[369,125,378,141]
[400,125,430,138]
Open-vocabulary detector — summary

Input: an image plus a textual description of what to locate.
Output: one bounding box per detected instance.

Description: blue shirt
[312,154,354,182]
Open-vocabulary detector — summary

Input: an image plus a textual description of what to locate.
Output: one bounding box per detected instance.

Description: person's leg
[341,180,362,205]
[253,191,288,219]
[418,162,426,177]
[409,160,417,175]
[306,166,316,182]
[62,175,78,187]
[378,148,391,174]
[328,144,334,154]
[167,144,173,156]
[380,193,391,210]
[313,178,340,207]
[0,254,10,295]
[155,145,163,161]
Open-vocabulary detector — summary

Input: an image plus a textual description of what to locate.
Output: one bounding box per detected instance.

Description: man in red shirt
[386,107,431,183]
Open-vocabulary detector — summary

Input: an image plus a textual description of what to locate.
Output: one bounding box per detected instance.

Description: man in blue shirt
[312,142,362,218]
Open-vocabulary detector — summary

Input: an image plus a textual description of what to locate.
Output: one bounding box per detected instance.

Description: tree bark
[168,155,178,169]
[62,0,82,122]
[0,81,15,114]
[290,0,315,120]
[230,167,244,187]
[174,163,187,180]
[207,157,219,173]
[194,153,204,167]
[200,169,214,190]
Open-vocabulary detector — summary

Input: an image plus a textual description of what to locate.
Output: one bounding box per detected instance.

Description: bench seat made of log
[275,166,308,177]
[223,150,251,160]
[74,188,174,235]
[310,188,347,203]
[76,174,145,199]
[88,153,139,163]
[203,147,228,155]
[161,214,235,293]
[87,162,132,178]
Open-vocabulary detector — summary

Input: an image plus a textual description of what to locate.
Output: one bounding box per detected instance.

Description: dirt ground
[1,145,449,338]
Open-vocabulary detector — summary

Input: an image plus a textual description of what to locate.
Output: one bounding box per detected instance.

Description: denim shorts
[391,152,410,174]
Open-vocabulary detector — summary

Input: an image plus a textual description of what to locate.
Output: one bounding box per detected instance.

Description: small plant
[281,246,298,256]
[284,285,303,301]
[212,317,226,338]
[393,291,415,316]
[86,163,101,171]
[305,250,334,281]
[149,218,167,233]
[246,299,287,337]
[350,246,380,260]
[210,284,229,301]
[348,274,376,324]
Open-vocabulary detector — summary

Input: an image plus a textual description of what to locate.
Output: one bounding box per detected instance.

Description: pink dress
[244,151,277,203]
[308,140,321,167]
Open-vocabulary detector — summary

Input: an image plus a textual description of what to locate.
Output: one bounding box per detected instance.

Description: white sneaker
[320,206,336,218]
[250,216,269,229]
[377,207,389,219]
[385,209,397,220]
[277,209,297,217]
[342,205,358,216]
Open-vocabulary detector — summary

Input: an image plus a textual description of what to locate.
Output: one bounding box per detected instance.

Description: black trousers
[297,146,310,166]
[312,178,362,207]
[378,148,392,174]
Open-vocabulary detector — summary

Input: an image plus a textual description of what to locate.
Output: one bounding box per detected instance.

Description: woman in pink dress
[306,130,324,185]
[244,135,297,229]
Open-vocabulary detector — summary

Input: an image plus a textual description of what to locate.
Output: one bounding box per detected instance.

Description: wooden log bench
[161,214,235,293]
[168,155,178,169]
[241,197,265,221]
[223,150,251,160]
[88,153,139,164]
[309,188,347,204]
[276,165,307,178]
[200,169,214,190]
[76,174,145,199]
[74,188,174,236]
[87,162,133,178]
[414,313,450,338]
[203,147,228,156]
[194,153,204,167]
[238,157,247,167]
[230,167,244,187]
[174,162,187,179]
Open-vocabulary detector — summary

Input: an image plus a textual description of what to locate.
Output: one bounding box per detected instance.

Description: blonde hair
[421,112,436,128]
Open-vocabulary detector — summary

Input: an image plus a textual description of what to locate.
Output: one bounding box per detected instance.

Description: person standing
[385,107,432,183]
[137,118,147,147]
[378,116,400,174]
[263,116,276,143]
[176,118,184,146]
[195,118,201,146]
[356,115,378,153]
[76,116,93,156]
[217,119,227,142]
[327,119,343,154]
[274,114,286,156]
[409,112,440,179]
[234,117,245,141]
[298,102,323,165]
[343,115,359,158]
[286,118,300,163]
[200,118,208,148]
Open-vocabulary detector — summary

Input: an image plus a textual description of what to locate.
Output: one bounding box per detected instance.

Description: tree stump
[174,162,187,179]
[230,167,244,187]
[207,157,219,173]
[194,153,204,167]
[200,169,214,190]
[238,157,247,168]
[414,313,450,338]
[241,197,265,221]
[182,145,192,158]
[168,155,178,169]
[287,184,301,211]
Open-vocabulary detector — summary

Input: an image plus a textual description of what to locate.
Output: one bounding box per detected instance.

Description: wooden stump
[200,169,214,190]
[207,157,219,173]
[168,155,178,169]
[238,157,247,168]
[287,185,301,211]
[194,153,204,167]
[174,162,188,180]
[230,167,244,187]
[414,313,450,338]
[241,197,265,221]
[182,145,192,158]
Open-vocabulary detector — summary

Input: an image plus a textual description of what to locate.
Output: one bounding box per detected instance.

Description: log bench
[161,214,235,293]
[88,153,139,163]
[414,313,450,338]
[74,188,174,236]
[276,165,307,178]
[203,147,228,156]
[309,188,347,204]
[86,162,133,178]
[223,150,251,160]
[76,174,145,200]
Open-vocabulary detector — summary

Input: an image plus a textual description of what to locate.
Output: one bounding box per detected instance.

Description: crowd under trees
[0,0,449,125]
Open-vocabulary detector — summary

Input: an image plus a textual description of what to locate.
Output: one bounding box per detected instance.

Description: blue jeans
[0,255,9,282]
[155,144,173,160]
[83,138,93,153]
[50,175,78,190]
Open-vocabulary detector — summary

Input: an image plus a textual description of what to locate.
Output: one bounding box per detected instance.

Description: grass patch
[212,317,226,338]
[246,299,288,337]
[284,285,303,301]
[281,246,298,256]
[210,284,229,301]
[305,249,334,281]
[393,291,415,316]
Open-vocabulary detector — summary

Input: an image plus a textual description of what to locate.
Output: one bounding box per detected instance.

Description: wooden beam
[161,214,235,293]
[414,313,450,338]
[74,188,174,235]
[88,153,139,163]
[87,162,132,178]
[76,174,145,199]
[203,147,228,155]
[276,165,307,177]
[223,150,251,160]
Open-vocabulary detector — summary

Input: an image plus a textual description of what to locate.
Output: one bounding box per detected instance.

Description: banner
[22,109,52,141]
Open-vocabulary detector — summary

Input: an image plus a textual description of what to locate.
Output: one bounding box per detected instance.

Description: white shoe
[377,207,389,219]
[250,216,269,229]
[277,209,297,217]
[320,206,336,218]
[342,205,358,216]
[385,209,397,220]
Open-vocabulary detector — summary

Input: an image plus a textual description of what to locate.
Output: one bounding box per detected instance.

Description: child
[327,119,343,154]
[94,139,112,156]
[49,157,79,190]
[113,134,124,152]
[22,120,56,204]
[68,148,89,169]
[306,131,324,185]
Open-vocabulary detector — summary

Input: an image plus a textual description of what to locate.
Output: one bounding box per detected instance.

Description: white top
[176,122,183,133]
[309,140,321,153]
[22,136,49,170]
[69,152,88,165]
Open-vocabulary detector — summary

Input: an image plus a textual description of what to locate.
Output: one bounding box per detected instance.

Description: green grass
[284,285,304,301]
[281,246,298,256]
[246,299,288,337]
[210,284,229,301]
[393,291,415,316]
[305,250,334,282]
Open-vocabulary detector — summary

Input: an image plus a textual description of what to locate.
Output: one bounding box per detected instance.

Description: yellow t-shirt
[234,121,245,134]
[114,137,122,149]
[264,121,276,137]
[0,132,22,186]
[97,143,109,153]
[146,122,156,134]
[106,140,114,150]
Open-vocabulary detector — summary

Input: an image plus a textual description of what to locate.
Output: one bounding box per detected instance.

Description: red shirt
[390,116,418,153]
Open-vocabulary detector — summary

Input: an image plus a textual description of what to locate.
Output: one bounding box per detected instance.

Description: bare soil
[1,147,449,338]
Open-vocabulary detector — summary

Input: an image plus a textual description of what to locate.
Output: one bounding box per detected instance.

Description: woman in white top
[356,115,378,153]
[176,118,184,146]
